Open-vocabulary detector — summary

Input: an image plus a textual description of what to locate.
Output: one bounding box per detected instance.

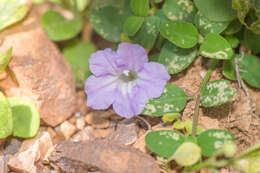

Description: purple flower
[85,42,170,118]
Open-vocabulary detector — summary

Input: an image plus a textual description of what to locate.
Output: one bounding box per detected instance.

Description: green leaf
[232,0,250,24]
[0,0,30,31]
[123,16,144,36]
[154,9,169,23]
[237,54,260,88]
[162,113,181,123]
[8,97,40,138]
[194,12,229,36]
[173,120,185,129]
[143,84,188,117]
[132,16,161,49]
[171,142,201,166]
[0,48,12,72]
[160,21,199,48]
[194,0,237,22]
[201,80,236,107]
[145,130,185,158]
[233,155,260,173]
[244,28,260,54]
[200,33,233,59]
[158,41,197,74]
[197,129,235,156]
[224,19,243,35]
[130,0,149,17]
[89,5,131,42]
[62,40,96,87]
[222,58,237,81]
[40,10,83,41]
[162,0,196,21]
[0,92,13,139]
[224,35,240,48]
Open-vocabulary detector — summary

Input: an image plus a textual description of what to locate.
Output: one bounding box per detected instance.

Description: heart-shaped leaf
[89,4,131,42]
[160,21,198,48]
[162,0,196,21]
[143,84,188,117]
[132,16,161,49]
[145,130,185,158]
[171,142,201,166]
[244,28,260,54]
[158,41,197,74]
[0,0,31,31]
[123,16,144,36]
[0,92,13,139]
[194,12,229,36]
[63,40,96,87]
[200,33,233,59]
[130,0,149,17]
[197,129,235,156]
[40,10,83,41]
[8,97,40,138]
[0,48,12,73]
[194,0,237,22]
[201,80,236,107]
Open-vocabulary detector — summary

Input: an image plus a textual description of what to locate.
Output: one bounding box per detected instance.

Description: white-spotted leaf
[197,129,235,156]
[123,16,144,36]
[143,84,188,117]
[201,80,236,107]
[158,41,197,74]
[145,130,185,158]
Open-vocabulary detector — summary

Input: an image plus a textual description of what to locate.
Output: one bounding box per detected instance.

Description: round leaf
[158,41,197,74]
[172,142,201,166]
[0,48,12,72]
[160,21,198,48]
[143,84,188,116]
[123,16,144,36]
[200,33,233,59]
[162,0,196,21]
[201,80,236,107]
[237,54,260,88]
[8,97,40,138]
[62,40,96,86]
[0,0,31,31]
[130,0,149,17]
[145,130,185,158]
[194,12,229,36]
[244,28,260,54]
[89,5,130,42]
[194,0,237,22]
[0,92,13,139]
[40,10,83,41]
[132,16,161,49]
[197,129,235,156]
[225,35,240,48]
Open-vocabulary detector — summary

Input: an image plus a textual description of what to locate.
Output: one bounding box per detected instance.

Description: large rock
[0,7,77,126]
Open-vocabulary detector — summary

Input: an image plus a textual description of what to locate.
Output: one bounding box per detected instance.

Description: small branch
[135,115,152,130]
[191,93,201,136]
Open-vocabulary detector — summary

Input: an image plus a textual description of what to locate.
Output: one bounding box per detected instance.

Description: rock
[49,139,160,173]
[93,128,114,139]
[58,121,77,140]
[76,116,86,130]
[3,138,22,155]
[8,131,53,173]
[133,131,150,153]
[0,7,77,127]
[107,119,139,145]
[71,126,94,142]
[85,111,111,129]
[0,155,9,173]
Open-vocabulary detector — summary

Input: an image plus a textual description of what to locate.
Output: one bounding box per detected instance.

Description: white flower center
[119,70,137,82]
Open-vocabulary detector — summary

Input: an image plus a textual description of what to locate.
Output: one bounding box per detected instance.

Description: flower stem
[191,59,219,136]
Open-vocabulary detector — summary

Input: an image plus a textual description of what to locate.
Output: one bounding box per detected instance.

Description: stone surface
[76,116,86,130]
[58,121,77,140]
[85,111,111,129]
[7,131,53,173]
[0,155,9,173]
[71,126,94,142]
[3,138,22,155]
[0,7,77,126]
[49,139,160,173]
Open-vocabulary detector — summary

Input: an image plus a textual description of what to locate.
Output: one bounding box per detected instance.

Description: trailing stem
[191,59,219,136]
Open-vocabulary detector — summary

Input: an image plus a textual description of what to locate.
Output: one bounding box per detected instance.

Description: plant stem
[191,59,219,136]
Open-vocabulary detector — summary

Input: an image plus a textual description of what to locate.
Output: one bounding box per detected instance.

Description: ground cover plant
[0,0,260,172]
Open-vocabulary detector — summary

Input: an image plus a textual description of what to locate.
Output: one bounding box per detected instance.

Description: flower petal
[89,48,120,76]
[137,62,170,98]
[85,75,118,109]
[113,85,148,118]
[116,42,148,71]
